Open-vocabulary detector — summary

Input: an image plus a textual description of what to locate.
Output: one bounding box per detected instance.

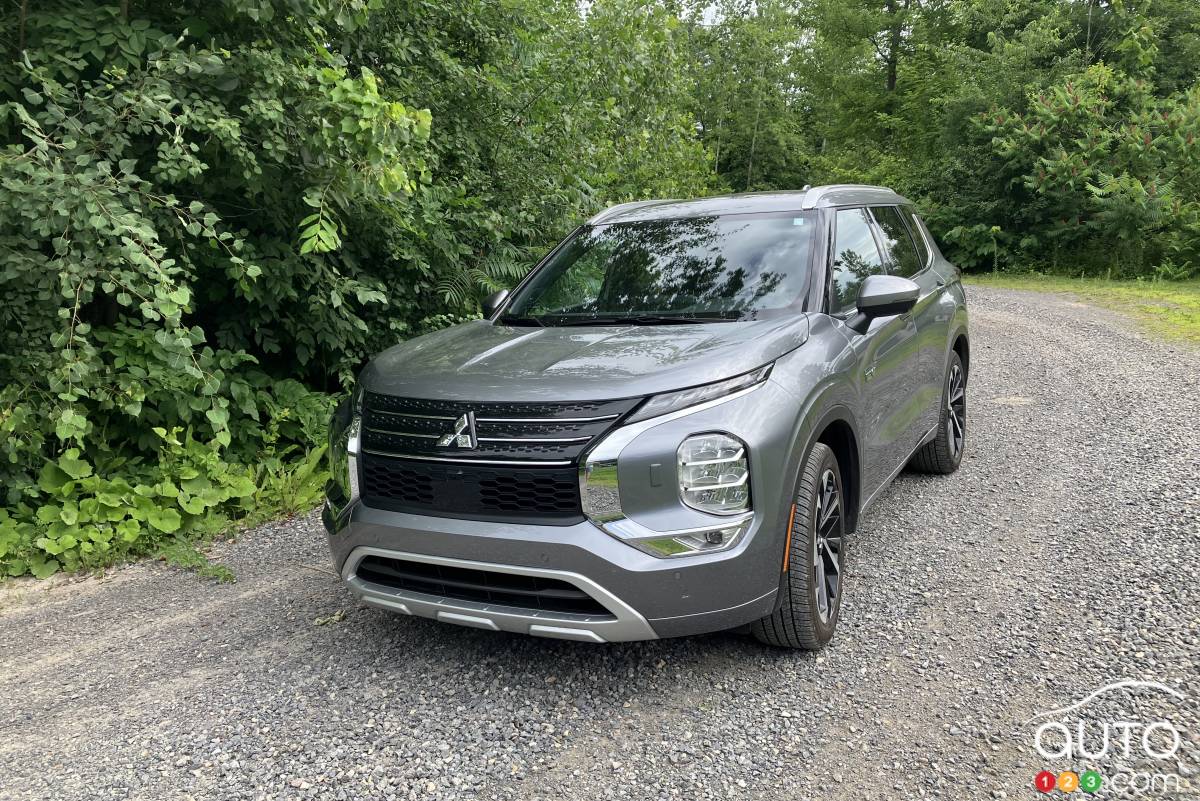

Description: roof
[587,185,909,224]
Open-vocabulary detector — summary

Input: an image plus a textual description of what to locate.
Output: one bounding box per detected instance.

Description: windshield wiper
[552,315,735,327]
[497,315,546,327]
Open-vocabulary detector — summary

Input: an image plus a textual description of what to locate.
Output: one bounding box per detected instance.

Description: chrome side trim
[341,546,658,642]
[360,449,572,467]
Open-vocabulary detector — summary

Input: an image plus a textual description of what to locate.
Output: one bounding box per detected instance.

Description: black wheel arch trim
[767,401,862,615]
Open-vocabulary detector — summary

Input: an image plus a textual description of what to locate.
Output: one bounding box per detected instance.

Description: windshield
[501,212,816,325]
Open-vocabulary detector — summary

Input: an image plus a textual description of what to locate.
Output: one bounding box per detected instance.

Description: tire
[751,442,846,650]
[910,351,967,474]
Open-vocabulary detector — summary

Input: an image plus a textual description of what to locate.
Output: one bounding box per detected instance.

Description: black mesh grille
[361,454,583,523]
[359,393,642,523]
[356,555,612,617]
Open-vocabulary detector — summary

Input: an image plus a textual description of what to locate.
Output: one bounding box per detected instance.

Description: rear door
[870,205,951,438]
[828,207,920,498]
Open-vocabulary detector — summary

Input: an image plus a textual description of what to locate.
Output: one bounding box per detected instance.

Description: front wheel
[910,351,967,474]
[751,442,846,650]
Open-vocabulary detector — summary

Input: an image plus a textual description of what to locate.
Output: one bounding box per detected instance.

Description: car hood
[361,316,811,402]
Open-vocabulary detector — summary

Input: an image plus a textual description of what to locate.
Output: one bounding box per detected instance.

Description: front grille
[355,555,613,617]
[359,393,640,523]
[361,392,640,463]
[361,455,581,522]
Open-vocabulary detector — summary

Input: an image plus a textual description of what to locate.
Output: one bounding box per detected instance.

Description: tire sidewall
[943,351,967,468]
[796,443,845,644]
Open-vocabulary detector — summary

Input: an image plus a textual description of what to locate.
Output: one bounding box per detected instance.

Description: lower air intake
[355,555,613,618]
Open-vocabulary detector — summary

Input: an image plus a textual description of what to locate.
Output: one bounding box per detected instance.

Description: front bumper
[324,378,806,642]
[324,501,781,641]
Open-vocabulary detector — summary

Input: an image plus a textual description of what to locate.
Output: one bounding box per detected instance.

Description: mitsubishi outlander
[324,185,970,649]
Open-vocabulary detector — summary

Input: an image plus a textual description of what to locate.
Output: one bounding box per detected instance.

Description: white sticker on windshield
[793,218,806,226]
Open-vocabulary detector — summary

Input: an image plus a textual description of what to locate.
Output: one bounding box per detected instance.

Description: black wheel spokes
[812,469,843,624]
[946,364,966,459]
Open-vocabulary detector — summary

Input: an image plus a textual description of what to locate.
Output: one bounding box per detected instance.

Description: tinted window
[871,206,923,279]
[505,213,816,323]
[830,208,885,315]
[899,206,930,265]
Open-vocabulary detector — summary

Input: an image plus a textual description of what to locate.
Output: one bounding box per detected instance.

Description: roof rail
[587,199,676,225]
[800,184,893,210]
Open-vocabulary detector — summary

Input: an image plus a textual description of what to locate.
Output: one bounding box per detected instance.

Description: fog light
[633,520,750,558]
[678,433,750,515]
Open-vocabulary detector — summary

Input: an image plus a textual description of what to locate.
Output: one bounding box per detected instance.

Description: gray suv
[324,185,969,649]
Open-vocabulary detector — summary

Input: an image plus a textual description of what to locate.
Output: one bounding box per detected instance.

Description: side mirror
[481,289,509,319]
[846,275,919,334]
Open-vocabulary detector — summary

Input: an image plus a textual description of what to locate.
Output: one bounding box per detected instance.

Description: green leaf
[205,407,230,428]
[30,557,61,579]
[223,475,257,498]
[58,449,93,480]
[39,462,71,493]
[146,507,182,533]
[178,494,208,514]
[36,505,61,525]
[117,519,141,542]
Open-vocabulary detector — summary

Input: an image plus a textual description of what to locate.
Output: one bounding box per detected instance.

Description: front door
[828,207,920,499]
[871,205,952,439]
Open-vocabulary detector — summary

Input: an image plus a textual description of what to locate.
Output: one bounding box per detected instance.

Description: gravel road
[2,286,1198,801]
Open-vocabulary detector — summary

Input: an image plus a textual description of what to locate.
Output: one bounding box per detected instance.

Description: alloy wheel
[946,363,966,459]
[813,468,843,624]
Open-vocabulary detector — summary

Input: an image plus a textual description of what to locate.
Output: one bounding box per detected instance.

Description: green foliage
[0,1,717,579]
[155,537,236,584]
[688,0,1200,279]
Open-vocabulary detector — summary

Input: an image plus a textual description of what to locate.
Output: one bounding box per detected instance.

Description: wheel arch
[766,402,862,618]
[952,329,970,377]
[791,404,862,536]
[812,412,861,536]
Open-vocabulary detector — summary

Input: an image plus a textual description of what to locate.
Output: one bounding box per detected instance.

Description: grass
[966,273,1200,343]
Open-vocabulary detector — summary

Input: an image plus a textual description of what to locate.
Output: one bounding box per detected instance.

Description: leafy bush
[0,1,715,578]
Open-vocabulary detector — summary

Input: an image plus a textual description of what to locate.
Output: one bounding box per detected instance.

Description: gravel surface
[2,286,1198,801]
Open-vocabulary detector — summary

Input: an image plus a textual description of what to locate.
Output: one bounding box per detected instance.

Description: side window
[899,205,931,266]
[829,208,885,315]
[870,206,923,279]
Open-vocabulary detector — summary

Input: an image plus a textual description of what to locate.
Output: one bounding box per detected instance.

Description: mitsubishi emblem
[437,412,477,448]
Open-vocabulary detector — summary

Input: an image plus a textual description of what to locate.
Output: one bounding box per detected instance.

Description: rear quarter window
[870,206,924,279]
[899,206,931,266]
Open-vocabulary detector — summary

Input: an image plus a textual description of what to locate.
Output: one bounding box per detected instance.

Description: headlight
[326,386,362,516]
[625,364,772,423]
[678,433,750,515]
